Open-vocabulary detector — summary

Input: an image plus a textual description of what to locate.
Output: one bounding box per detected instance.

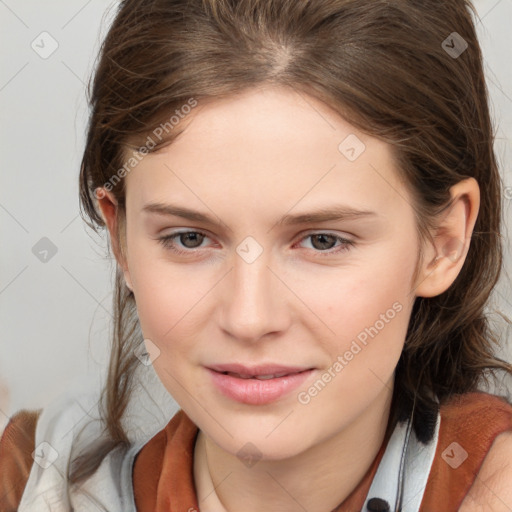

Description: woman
[2,0,512,510]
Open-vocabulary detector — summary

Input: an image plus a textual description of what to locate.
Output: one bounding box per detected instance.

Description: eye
[158,230,211,255]
[295,233,355,255]
[157,230,355,257]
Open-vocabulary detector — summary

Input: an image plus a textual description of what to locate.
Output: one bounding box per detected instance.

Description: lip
[208,363,312,376]
[206,363,315,405]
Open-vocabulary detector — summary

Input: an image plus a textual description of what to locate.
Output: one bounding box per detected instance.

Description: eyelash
[157,230,355,257]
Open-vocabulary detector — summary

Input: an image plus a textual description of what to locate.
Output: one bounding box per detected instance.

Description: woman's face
[119,85,422,459]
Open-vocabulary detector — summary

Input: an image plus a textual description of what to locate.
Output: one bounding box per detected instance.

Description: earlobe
[414,178,480,298]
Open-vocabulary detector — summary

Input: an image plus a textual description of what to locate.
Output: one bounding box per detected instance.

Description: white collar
[363,407,440,511]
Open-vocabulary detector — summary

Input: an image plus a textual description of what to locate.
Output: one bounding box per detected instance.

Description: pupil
[312,234,335,250]
[181,232,203,248]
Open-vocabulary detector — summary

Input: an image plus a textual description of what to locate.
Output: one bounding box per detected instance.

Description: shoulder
[459,428,512,510]
[440,389,512,418]
[438,390,512,453]
[0,409,41,512]
[444,391,512,510]
[420,391,512,511]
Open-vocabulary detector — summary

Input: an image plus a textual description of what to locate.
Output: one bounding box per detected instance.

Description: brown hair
[75,0,512,483]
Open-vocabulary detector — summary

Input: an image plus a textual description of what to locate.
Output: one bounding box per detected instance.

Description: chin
[216,422,315,463]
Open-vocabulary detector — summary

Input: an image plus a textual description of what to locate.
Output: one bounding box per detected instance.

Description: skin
[97,84,481,511]
[460,430,512,511]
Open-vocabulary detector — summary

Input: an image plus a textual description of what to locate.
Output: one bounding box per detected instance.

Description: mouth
[206,364,316,405]
[207,363,314,376]
[218,369,311,380]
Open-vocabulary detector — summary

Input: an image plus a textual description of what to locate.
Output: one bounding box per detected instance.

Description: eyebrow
[142,202,377,226]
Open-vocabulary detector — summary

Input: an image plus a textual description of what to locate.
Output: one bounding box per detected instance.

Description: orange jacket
[1,391,512,511]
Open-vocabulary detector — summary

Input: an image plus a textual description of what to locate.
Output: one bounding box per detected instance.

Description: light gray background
[1,0,511,430]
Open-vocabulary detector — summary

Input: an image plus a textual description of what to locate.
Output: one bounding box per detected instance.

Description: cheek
[126,242,198,344]
[290,249,417,392]
[130,255,205,400]
[300,250,415,339]
[297,271,412,418]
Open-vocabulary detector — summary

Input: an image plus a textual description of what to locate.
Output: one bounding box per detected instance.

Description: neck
[193,385,395,512]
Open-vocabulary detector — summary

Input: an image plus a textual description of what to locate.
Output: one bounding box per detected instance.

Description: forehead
[123,85,413,219]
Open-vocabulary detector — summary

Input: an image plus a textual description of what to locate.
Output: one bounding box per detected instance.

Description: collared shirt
[1,391,512,511]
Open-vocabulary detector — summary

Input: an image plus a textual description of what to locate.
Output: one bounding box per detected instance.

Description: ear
[95,187,134,292]
[414,177,480,298]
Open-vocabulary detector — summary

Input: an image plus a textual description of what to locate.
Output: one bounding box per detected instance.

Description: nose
[218,242,291,344]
